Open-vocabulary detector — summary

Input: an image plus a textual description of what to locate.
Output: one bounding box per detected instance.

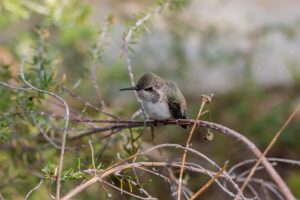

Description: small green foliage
[45,0,91,27]
[0,64,12,80]
[42,161,86,182]
[42,161,57,181]
[0,117,12,142]
[124,0,182,44]
[2,0,300,199]
[168,0,188,9]
[28,28,57,90]
[61,168,85,181]
[89,17,114,64]
[97,162,104,170]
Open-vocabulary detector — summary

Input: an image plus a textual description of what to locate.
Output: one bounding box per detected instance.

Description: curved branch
[61,161,232,200]
[70,118,294,199]
[19,55,70,199]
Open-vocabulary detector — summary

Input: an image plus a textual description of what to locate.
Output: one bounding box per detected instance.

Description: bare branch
[178,95,211,199]
[190,162,228,200]
[89,21,112,112]
[234,104,300,200]
[70,118,294,199]
[18,55,70,199]
[62,142,253,200]
[61,86,118,119]
[100,180,157,200]
[25,179,44,200]
[229,157,300,175]
[0,80,30,91]
[123,0,175,118]
[0,192,5,200]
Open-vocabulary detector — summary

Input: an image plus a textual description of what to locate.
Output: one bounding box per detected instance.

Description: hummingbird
[120,72,187,128]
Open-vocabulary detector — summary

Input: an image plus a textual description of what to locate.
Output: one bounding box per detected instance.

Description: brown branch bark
[178,97,207,200]
[70,118,295,199]
[190,162,228,200]
[61,162,220,200]
[234,104,300,200]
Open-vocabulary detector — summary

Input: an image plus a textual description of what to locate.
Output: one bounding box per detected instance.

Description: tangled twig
[70,118,294,199]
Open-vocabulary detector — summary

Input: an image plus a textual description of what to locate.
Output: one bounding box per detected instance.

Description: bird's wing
[166,81,186,119]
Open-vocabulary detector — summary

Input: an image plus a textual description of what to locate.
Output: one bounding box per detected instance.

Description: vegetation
[0,0,300,199]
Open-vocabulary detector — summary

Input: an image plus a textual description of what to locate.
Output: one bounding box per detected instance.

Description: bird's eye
[144,87,153,91]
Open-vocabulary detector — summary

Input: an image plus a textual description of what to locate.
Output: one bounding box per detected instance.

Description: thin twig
[190,162,228,200]
[141,144,246,199]
[100,180,157,200]
[89,16,113,111]
[25,179,44,200]
[61,86,117,119]
[19,55,70,199]
[61,142,226,200]
[61,162,213,200]
[0,192,4,200]
[64,143,249,200]
[69,118,295,199]
[88,140,97,177]
[177,95,212,200]
[0,81,30,91]
[240,178,284,200]
[245,184,260,200]
[123,0,174,118]
[229,157,300,175]
[29,112,62,149]
[62,158,255,200]
[123,43,146,117]
[236,164,276,181]
[90,62,106,110]
[234,104,300,200]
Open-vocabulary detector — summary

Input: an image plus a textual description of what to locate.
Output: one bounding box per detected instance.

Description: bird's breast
[142,100,172,120]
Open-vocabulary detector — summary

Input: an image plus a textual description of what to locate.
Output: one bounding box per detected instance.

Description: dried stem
[0,192,4,200]
[234,104,300,200]
[62,142,250,200]
[177,96,208,200]
[100,180,156,200]
[88,140,97,177]
[0,80,30,91]
[61,161,223,200]
[229,157,300,175]
[70,118,294,198]
[25,179,44,200]
[61,86,117,119]
[90,63,106,110]
[123,42,146,117]
[123,0,174,118]
[190,162,228,200]
[18,55,70,199]
[89,19,112,111]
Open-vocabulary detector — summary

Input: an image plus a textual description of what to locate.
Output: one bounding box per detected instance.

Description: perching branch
[62,142,294,200]
[70,118,294,199]
[61,142,243,200]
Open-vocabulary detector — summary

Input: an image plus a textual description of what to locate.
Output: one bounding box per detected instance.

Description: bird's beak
[119,86,138,91]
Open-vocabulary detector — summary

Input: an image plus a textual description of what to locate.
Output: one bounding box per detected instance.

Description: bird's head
[120,72,164,103]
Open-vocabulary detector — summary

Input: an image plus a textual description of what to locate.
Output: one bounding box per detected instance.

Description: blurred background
[1,0,300,199]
